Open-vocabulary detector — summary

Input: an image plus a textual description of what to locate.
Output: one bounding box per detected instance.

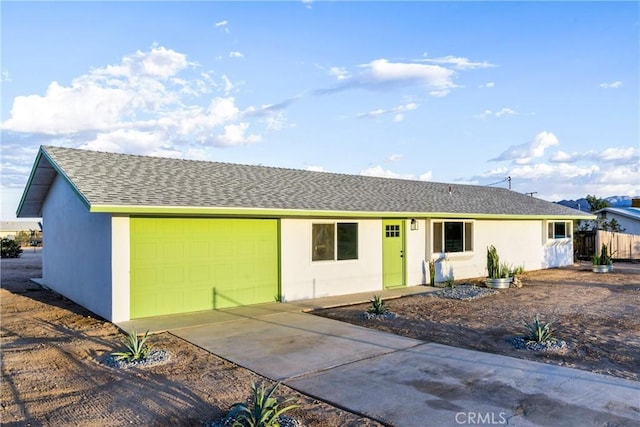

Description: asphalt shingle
[33,145,586,217]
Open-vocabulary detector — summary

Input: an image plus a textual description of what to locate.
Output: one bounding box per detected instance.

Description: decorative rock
[511,277,523,288]
[429,284,499,301]
[362,311,397,320]
[509,336,568,353]
[207,414,302,427]
[103,349,170,369]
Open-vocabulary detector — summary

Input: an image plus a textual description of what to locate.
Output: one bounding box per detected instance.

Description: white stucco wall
[280,219,384,300]
[111,215,130,322]
[42,175,113,320]
[427,219,573,281]
[405,219,427,285]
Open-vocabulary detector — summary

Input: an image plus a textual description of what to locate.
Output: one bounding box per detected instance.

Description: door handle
[400,250,404,258]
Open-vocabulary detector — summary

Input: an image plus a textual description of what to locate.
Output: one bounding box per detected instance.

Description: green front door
[130,217,279,319]
[382,220,405,289]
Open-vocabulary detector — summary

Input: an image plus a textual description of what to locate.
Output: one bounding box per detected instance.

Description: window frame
[547,220,572,240]
[432,220,475,254]
[312,222,359,262]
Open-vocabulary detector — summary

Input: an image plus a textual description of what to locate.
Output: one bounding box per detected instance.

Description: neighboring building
[17,146,593,322]
[595,201,640,235]
[0,221,42,244]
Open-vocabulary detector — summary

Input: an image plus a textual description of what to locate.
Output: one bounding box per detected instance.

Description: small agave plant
[226,382,298,427]
[367,295,389,315]
[523,314,555,343]
[111,328,152,362]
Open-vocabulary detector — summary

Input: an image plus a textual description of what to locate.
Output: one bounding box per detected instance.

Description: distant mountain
[555,195,635,211]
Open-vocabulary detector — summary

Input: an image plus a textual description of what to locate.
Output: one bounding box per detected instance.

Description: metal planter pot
[592,264,612,273]
[486,277,512,289]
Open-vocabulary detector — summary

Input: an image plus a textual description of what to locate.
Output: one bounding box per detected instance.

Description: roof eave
[89,204,596,220]
[16,146,92,218]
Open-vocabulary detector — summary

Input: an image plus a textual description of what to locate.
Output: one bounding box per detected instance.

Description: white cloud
[362,59,455,91]
[1,45,283,162]
[263,111,291,131]
[468,144,640,201]
[215,20,229,33]
[429,90,450,97]
[218,122,261,146]
[360,165,432,181]
[599,81,622,89]
[321,54,493,97]
[600,147,638,162]
[1,70,11,83]
[229,51,244,58]
[220,75,234,93]
[495,108,516,117]
[306,165,326,172]
[418,171,433,181]
[2,81,131,134]
[597,163,639,185]
[421,55,496,70]
[549,147,638,165]
[387,154,403,162]
[508,163,600,180]
[329,67,350,80]
[475,107,517,119]
[492,131,559,163]
[479,82,495,88]
[79,129,179,157]
[357,102,418,120]
[96,45,189,79]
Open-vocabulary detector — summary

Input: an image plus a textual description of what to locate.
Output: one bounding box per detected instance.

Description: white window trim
[546,220,573,240]
[431,219,475,256]
[311,221,359,262]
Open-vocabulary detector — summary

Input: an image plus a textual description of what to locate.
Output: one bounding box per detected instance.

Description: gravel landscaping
[102,349,171,369]
[315,263,640,381]
[428,283,499,300]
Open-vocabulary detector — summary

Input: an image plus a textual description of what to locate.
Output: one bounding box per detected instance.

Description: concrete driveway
[120,296,640,427]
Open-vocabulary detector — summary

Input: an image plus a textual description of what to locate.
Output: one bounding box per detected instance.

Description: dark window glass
[337,223,358,260]
[444,222,464,252]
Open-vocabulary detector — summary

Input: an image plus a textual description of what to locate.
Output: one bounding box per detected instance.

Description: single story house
[18,145,592,322]
[595,202,640,235]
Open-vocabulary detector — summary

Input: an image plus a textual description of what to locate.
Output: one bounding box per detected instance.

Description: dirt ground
[316,263,640,382]
[3,252,639,426]
[1,250,381,427]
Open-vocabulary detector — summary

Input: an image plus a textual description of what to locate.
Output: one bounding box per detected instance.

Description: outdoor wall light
[410,218,418,231]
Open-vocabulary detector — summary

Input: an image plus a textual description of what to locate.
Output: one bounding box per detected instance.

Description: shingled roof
[17,145,591,219]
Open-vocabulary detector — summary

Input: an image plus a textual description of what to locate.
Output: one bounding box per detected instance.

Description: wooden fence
[596,230,640,261]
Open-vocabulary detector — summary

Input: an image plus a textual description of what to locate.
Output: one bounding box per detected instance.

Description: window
[548,221,572,239]
[312,224,334,261]
[432,221,474,253]
[312,222,358,261]
[385,224,400,238]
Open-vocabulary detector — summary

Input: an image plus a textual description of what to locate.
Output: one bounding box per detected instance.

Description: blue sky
[2,1,638,219]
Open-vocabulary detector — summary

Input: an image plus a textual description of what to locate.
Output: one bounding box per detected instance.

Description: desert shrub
[367,295,389,315]
[1,238,22,258]
[523,314,555,343]
[111,328,152,362]
[511,265,525,276]
[445,276,456,288]
[226,382,298,427]
[428,259,436,286]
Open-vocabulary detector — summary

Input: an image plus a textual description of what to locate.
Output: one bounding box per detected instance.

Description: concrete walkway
[119,290,640,427]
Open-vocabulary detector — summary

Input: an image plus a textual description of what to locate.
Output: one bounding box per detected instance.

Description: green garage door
[130,217,279,319]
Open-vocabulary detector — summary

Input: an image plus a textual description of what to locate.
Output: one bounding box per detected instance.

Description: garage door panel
[130,218,278,318]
